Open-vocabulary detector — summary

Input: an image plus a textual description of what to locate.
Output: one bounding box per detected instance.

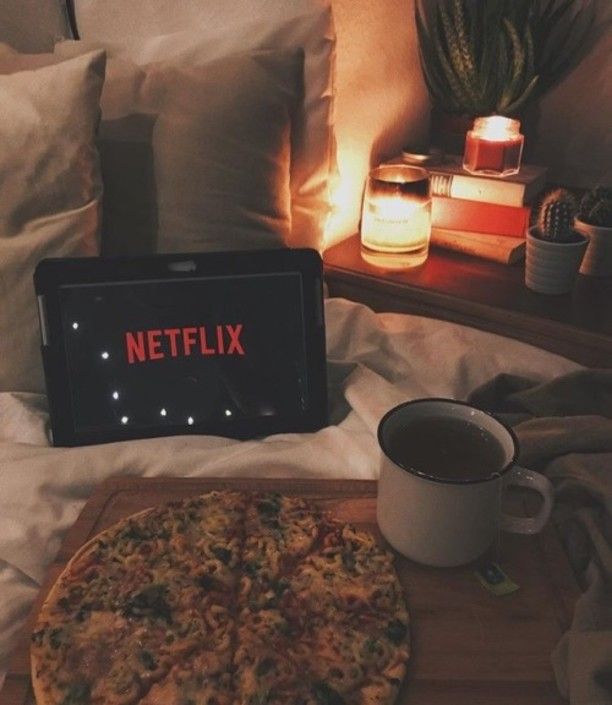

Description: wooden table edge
[325,263,612,353]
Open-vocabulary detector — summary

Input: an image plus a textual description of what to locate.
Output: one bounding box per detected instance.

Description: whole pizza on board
[31,491,410,705]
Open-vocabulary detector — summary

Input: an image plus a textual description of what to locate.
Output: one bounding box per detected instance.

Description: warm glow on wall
[321,0,430,250]
[324,147,371,249]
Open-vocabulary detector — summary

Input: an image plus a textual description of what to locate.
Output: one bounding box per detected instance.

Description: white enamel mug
[376,399,554,568]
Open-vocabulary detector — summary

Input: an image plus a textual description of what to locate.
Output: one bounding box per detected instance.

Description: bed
[0,2,611,704]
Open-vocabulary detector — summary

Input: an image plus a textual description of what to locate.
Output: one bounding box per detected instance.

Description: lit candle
[463,116,524,177]
[360,165,431,270]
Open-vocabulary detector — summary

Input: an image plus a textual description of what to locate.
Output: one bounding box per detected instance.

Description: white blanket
[0,298,582,688]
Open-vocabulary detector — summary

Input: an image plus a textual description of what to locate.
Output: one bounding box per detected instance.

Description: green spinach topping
[256,499,280,516]
[312,680,346,705]
[255,657,276,676]
[212,546,232,564]
[385,619,408,645]
[123,584,172,623]
[60,681,91,705]
[139,649,157,671]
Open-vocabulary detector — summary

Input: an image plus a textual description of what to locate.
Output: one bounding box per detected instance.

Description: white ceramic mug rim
[377,398,519,486]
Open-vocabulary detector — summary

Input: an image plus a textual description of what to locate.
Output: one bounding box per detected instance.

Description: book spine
[431,196,530,237]
[430,228,525,265]
[430,173,526,207]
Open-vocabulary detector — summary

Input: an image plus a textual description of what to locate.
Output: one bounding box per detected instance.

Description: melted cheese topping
[32,492,409,705]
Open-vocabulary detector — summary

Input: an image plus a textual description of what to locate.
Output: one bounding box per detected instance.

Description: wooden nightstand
[324,235,612,368]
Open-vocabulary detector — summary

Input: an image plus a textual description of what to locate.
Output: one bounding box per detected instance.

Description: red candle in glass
[463,116,524,177]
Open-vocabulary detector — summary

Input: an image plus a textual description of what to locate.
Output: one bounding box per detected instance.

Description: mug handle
[500,466,554,535]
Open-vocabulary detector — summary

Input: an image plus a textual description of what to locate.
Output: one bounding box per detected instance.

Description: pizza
[31,491,410,705]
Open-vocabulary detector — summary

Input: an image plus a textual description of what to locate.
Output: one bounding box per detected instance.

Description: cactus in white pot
[537,190,579,242]
[575,186,612,276]
[525,189,588,294]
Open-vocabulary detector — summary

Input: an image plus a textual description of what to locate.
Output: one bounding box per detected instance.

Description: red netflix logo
[125,324,245,364]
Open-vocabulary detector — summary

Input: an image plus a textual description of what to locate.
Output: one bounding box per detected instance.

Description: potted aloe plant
[415,0,595,152]
[525,189,588,294]
[574,187,612,276]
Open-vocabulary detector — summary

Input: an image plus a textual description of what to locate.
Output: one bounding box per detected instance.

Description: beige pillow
[0,48,105,393]
[56,44,302,256]
[60,2,336,250]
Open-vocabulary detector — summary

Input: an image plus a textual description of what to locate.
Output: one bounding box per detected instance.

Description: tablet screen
[58,272,308,433]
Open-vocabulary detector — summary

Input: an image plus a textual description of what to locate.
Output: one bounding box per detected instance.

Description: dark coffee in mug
[386,415,506,481]
[378,399,554,566]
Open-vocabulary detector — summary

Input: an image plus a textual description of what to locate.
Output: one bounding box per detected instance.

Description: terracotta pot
[574,219,612,277]
[525,227,588,295]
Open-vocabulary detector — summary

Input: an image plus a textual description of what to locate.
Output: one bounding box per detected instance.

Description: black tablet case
[35,249,327,446]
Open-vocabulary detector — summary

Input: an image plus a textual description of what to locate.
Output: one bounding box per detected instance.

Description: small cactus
[578,186,612,228]
[537,189,578,242]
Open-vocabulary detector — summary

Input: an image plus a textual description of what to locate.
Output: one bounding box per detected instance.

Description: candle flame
[473,116,520,142]
[368,193,426,219]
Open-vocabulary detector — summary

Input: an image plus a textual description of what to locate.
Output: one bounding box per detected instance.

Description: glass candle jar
[360,165,431,270]
[463,116,524,177]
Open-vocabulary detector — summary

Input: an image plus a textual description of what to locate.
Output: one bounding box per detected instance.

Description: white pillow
[0,48,105,393]
[55,44,302,256]
[62,0,336,250]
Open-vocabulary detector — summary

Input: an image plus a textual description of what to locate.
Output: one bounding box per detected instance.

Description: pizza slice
[277,521,410,705]
[32,492,248,705]
[240,493,322,611]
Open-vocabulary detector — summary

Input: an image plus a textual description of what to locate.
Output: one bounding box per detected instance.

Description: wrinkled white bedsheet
[0,298,581,688]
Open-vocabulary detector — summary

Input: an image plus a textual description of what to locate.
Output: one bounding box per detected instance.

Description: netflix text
[125,324,245,364]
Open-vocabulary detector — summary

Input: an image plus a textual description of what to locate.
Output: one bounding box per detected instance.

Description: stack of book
[400,154,547,264]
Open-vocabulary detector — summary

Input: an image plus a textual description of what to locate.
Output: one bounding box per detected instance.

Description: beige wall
[533,0,612,190]
[327,0,612,246]
[326,0,430,245]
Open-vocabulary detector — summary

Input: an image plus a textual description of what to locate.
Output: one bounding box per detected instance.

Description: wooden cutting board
[2,476,579,705]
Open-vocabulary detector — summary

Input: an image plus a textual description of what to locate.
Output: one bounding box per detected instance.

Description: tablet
[34,249,327,446]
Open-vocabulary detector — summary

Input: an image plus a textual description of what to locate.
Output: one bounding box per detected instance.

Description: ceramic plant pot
[525,226,588,295]
[430,110,474,155]
[574,219,612,277]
